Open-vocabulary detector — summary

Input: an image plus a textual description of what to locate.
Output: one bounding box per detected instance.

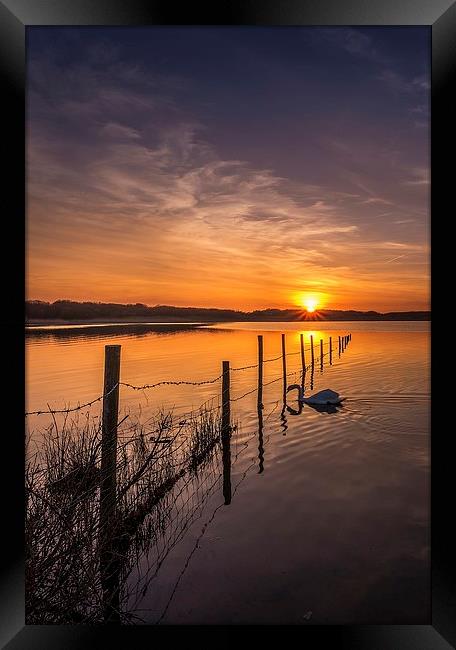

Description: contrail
[384,254,406,264]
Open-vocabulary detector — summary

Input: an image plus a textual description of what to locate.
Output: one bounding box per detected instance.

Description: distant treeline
[26,300,431,322]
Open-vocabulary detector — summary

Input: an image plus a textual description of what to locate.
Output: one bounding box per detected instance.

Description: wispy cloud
[362,197,393,206]
[377,241,426,251]
[411,75,430,91]
[26,31,430,311]
[403,168,430,186]
[314,28,389,66]
[410,104,429,115]
[100,122,141,139]
[377,69,430,95]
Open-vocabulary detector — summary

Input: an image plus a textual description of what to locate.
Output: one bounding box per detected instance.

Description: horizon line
[26,299,430,315]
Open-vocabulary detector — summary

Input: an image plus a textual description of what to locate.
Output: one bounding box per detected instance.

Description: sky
[27,27,430,312]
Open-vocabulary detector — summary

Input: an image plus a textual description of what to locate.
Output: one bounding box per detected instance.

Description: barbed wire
[25,383,120,416]
[25,378,221,417]
[25,330,353,624]
[126,397,280,620]
[25,336,352,416]
[119,374,224,391]
[230,343,336,372]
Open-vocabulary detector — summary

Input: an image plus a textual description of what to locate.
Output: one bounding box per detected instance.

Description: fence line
[25,332,352,417]
[26,331,352,488]
[25,383,120,416]
[26,331,352,623]
[119,374,224,391]
[29,332,350,484]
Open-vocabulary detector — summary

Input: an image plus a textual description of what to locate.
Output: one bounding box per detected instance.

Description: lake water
[26,321,430,624]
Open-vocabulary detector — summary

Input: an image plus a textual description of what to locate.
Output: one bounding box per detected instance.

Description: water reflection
[26,323,207,342]
[280,403,288,436]
[257,406,265,474]
[100,538,121,624]
[285,384,304,416]
[257,336,265,474]
[305,402,344,414]
[26,323,430,625]
[222,428,232,505]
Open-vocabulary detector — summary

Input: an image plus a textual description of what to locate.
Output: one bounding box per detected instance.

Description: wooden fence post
[320,339,324,370]
[258,335,263,408]
[222,360,231,438]
[310,334,315,367]
[221,361,232,505]
[300,333,306,376]
[100,345,121,531]
[329,336,332,365]
[100,344,121,623]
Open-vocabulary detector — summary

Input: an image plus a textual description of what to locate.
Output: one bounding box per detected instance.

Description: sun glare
[304,298,318,312]
[295,292,327,313]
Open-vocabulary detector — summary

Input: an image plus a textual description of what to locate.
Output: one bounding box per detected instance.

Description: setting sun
[298,294,323,313]
[293,291,328,313]
[304,298,318,312]
[24,26,430,627]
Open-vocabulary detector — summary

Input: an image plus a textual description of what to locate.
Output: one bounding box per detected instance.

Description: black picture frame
[1,1,453,647]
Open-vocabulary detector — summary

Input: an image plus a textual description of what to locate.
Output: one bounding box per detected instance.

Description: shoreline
[26,318,210,327]
[26,317,431,328]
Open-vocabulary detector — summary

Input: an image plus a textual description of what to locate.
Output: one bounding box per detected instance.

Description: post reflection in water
[222,425,232,506]
[26,324,429,625]
[280,333,288,435]
[280,401,288,436]
[101,541,121,624]
[221,360,232,505]
[281,333,287,403]
[257,335,264,474]
[285,384,304,416]
[257,404,264,473]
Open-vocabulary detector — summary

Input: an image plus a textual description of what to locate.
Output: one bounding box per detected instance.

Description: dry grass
[25,405,222,624]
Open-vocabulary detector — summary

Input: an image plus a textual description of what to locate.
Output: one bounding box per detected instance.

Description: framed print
[1,0,454,647]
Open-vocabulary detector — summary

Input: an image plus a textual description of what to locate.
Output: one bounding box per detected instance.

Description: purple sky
[27,27,430,311]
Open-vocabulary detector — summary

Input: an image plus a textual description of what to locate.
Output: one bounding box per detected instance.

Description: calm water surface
[26,321,430,624]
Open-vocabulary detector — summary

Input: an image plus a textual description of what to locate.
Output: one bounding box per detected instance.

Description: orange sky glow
[27,27,430,313]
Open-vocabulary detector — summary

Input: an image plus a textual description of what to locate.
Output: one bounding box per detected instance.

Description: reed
[26,405,222,624]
